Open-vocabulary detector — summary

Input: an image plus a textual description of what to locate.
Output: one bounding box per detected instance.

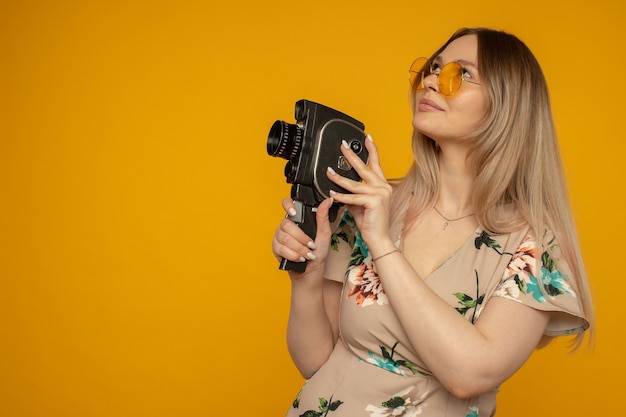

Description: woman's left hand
[326,134,395,255]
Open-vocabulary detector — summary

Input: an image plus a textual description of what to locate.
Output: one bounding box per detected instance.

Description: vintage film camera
[267,99,368,272]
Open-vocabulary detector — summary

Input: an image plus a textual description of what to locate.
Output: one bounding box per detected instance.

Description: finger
[279,198,314,248]
[314,197,334,242]
[338,137,385,185]
[363,134,386,180]
[330,188,390,208]
[327,165,391,197]
[326,166,359,194]
[273,220,316,262]
[280,217,317,249]
[272,234,307,263]
[281,198,298,217]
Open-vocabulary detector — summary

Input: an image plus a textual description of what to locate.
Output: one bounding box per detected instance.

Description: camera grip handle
[279,200,317,273]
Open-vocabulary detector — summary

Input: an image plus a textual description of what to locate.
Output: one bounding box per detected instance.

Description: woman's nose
[422,72,439,92]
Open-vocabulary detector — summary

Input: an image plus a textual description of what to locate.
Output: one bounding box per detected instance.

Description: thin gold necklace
[433,206,475,231]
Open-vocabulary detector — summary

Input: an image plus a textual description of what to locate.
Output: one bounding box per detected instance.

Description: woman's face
[412,34,488,144]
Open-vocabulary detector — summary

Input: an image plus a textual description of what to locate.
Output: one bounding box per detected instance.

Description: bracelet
[372,248,402,262]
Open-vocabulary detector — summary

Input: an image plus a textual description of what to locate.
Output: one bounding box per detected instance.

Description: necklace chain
[433,206,475,230]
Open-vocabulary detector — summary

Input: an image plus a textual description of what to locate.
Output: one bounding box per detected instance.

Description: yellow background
[1,0,623,415]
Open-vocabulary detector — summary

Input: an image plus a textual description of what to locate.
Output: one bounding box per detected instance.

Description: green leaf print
[454,293,476,311]
[474,231,513,256]
[380,344,393,360]
[299,396,343,417]
[366,386,426,416]
[382,395,408,409]
[453,270,484,323]
[292,381,309,409]
[330,210,370,270]
[331,231,349,251]
[541,249,557,272]
[331,210,357,251]
[454,293,485,320]
[345,230,368,268]
[328,400,343,411]
[300,411,322,417]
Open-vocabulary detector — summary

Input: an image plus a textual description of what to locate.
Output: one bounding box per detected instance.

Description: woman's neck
[436,148,475,217]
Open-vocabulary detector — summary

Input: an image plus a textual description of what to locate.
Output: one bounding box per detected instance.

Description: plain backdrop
[1,0,624,415]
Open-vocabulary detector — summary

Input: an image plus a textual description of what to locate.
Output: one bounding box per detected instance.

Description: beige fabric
[285,210,587,417]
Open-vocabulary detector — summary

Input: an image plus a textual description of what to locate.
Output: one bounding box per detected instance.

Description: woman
[271,27,593,417]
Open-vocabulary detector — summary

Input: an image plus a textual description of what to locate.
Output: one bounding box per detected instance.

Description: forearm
[355,229,505,394]
[372,248,546,397]
[286,268,338,378]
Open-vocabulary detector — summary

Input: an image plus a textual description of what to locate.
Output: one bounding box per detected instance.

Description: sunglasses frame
[409,57,481,96]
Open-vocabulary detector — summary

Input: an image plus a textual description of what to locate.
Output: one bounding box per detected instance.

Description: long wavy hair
[390,27,594,348]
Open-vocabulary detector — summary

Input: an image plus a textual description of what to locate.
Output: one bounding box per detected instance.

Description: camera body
[267,99,368,272]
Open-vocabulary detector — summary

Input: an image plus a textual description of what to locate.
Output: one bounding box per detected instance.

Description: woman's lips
[418,98,443,112]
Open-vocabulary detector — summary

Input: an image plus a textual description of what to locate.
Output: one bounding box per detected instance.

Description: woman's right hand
[271,197,334,275]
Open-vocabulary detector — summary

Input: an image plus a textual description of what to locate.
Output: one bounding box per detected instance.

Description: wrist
[372,248,402,263]
[289,263,325,286]
[368,238,397,260]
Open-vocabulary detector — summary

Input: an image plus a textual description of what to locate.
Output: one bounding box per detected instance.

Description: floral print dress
[285,210,588,417]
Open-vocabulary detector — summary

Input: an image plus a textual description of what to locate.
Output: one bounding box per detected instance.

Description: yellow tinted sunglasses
[409,57,480,96]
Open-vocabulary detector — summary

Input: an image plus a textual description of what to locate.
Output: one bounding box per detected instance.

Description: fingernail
[288,207,297,216]
[327,167,336,175]
[342,140,350,149]
[329,190,337,196]
[299,256,306,262]
[366,133,374,142]
[308,241,316,250]
[306,252,317,260]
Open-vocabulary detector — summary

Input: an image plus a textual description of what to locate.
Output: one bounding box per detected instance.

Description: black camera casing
[267,99,368,272]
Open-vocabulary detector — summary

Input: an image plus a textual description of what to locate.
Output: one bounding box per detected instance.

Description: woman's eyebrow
[434,55,478,68]
[456,59,478,68]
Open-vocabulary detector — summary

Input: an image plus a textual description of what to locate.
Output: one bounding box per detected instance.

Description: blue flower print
[465,407,479,417]
[364,350,406,375]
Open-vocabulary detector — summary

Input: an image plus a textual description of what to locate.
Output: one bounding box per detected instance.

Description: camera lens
[349,140,363,154]
[267,120,304,161]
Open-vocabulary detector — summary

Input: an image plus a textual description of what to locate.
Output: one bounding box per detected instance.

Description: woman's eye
[462,68,472,79]
[431,63,442,74]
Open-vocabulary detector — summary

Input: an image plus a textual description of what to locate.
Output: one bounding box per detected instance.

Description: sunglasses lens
[438,62,463,95]
[409,57,428,88]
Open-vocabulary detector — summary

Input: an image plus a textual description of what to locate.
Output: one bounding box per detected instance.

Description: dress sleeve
[493,231,589,337]
[324,209,357,283]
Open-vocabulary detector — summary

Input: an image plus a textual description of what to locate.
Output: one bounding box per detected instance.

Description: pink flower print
[504,235,537,281]
[347,263,389,307]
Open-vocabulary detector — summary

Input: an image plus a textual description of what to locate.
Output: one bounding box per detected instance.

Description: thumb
[314,198,334,243]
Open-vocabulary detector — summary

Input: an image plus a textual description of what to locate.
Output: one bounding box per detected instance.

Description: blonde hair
[392,28,594,349]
